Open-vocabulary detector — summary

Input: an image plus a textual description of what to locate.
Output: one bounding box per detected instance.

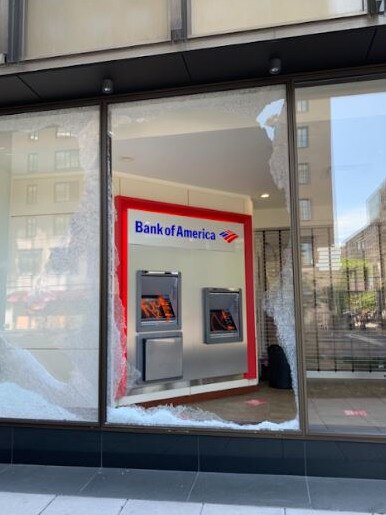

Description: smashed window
[107,87,299,431]
[0,107,100,421]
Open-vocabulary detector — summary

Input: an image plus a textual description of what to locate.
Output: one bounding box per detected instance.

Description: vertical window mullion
[170,0,188,41]
[99,101,109,427]
[287,81,309,437]
[7,0,25,63]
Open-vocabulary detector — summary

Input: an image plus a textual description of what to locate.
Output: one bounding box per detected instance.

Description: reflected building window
[27,152,39,173]
[29,131,39,141]
[25,216,37,238]
[301,240,313,266]
[298,163,310,184]
[297,126,309,148]
[296,99,309,113]
[26,184,38,204]
[54,181,79,202]
[299,199,312,221]
[56,128,73,138]
[17,249,42,275]
[55,149,80,170]
[367,189,381,222]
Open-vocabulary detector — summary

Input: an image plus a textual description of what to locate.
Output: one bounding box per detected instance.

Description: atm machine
[114,195,257,403]
[134,272,245,387]
[136,270,183,383]
[203,288,243,344]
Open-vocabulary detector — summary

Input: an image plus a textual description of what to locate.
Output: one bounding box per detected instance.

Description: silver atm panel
[140,334,183,382]
[136,270,182,383]
[203,288,243,344]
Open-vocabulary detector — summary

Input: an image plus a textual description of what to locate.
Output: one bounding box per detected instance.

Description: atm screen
[210,309,237,333]
[141,295,176,321]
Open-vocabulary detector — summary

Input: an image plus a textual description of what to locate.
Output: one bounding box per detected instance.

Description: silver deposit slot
[141,335,183,382]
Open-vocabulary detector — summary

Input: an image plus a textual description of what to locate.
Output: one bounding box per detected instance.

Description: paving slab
[121,499,202,514]
[308,476,386,513]
[0,464,97,495]
[189,472,310,508]
[0,464,384,515]
[287,510,370,515]
[0,492,54,515]
[41,495,126,515]
[202,504,284,514]
[81,467,196,501]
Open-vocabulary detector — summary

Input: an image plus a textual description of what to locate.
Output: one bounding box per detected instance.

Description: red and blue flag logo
[219,229,239,243]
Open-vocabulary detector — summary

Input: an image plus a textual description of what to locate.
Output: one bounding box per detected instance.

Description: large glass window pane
[0,107,100,421]
[107,87,299,431]
[296,80,386,435]
[25,0,170,60]
[190,0,365,38]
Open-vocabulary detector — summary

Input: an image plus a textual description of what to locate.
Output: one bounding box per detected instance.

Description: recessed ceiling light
[260,193,270,199]
[269,57,281,75]
[101,78,114,95]
[120,156,134,162]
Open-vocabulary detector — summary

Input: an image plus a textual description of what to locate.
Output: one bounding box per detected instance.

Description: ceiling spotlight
[260,193,270,199]
[101,78,114,95]
[269,57,281,75]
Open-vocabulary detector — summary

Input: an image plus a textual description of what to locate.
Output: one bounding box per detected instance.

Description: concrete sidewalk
[0,464,386,514]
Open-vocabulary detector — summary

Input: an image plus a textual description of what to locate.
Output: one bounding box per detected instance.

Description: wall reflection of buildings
[296,96,338,372]
[2,126,85,380]
[255,96,335,370]
[343,181,386,325]
[296,98,386,374]
[255,97,337,372]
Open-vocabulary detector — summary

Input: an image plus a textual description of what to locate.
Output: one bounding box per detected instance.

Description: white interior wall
[115,172,253,215]
[253,206,290,230]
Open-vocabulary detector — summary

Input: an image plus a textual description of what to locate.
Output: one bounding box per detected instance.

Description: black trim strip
[98,100,109,427]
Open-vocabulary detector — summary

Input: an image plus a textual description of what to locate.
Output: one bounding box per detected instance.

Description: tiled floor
[0,465,386,514]
[193,383,297,424]
[182,379,386,434]
[308,379,386,435]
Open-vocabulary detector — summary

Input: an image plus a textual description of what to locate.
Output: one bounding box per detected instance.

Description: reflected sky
[332,92,386,244]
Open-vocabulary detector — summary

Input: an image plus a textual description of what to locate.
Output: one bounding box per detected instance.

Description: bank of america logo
[219,229,239,243]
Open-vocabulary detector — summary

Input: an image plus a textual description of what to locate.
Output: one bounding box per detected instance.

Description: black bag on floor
[267,344,292,389]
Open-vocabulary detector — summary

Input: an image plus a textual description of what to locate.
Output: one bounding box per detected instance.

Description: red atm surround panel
[115,195,257,398]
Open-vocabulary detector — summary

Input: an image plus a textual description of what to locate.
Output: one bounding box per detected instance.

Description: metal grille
[255,225,386,375]
[302,224,386,374]
[254,229,291,369]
